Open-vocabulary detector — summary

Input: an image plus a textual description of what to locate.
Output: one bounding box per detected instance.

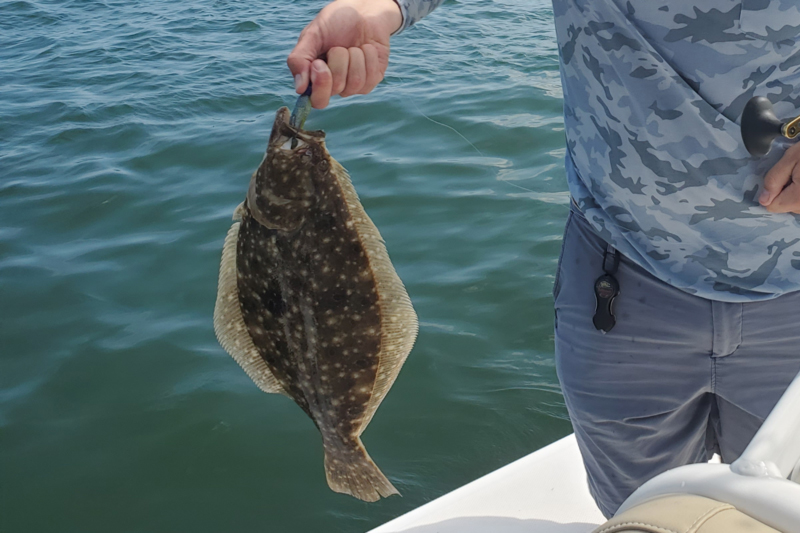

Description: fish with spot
[213,106,418,502]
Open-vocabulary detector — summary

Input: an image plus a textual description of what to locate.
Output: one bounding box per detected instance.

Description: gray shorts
[554,202,800,518]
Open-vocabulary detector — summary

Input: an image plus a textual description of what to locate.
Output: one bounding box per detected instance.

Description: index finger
[762,142,800,206]
[766,182,800,213]
[287,25,323,94]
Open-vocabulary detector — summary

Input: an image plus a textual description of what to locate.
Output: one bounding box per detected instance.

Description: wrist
[337,0,401,35]
[364,0,402,35]
[385,0,403,34]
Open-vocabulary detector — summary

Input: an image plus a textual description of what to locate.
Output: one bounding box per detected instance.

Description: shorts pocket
[553,208,578,304]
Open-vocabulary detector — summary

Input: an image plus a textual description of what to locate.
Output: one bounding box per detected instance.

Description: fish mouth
[267,107,325,152]
[270,107,325,149]
[274,106,292,130]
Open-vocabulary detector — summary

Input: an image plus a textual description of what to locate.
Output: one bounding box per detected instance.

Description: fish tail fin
[322,436,399,502]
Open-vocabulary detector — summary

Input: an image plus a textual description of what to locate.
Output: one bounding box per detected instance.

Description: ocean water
[0,1,572,531]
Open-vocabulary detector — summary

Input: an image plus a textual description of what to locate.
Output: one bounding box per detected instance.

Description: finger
[767,182,800,213]
[767,164,800,213]
[341,47,366,97]
[287,25,323,94]
[309,59,333,109]
[761,143,800,206]
[327,47,349,96]
[360,44,383,94]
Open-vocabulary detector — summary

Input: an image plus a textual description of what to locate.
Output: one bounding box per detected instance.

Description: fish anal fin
[213,221,287,396]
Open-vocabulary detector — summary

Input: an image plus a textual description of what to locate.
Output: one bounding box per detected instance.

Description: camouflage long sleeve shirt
[395,0,800,302]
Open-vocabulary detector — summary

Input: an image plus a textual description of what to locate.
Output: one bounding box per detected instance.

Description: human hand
[760,143,800,213]
[287,0,402,109]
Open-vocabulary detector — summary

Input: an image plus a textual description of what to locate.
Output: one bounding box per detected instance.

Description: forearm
[394,0,447,33]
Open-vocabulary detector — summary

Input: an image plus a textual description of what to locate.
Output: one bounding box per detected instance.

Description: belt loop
[603,244,619,275]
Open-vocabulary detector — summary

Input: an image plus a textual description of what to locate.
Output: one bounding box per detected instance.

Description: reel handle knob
[741,96,783,157]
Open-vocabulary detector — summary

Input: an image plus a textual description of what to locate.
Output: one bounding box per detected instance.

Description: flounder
[214,107,418,501]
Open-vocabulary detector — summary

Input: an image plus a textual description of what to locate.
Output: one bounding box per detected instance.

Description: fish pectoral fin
[322,434,398,502]
[213,221,287,396]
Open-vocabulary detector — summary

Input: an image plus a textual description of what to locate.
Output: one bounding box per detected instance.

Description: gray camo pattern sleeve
[393,0,446,34]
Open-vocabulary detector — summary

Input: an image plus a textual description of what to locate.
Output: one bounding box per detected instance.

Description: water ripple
[0,1,568,531]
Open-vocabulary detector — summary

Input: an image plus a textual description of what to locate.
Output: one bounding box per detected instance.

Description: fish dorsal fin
[330,159,419,434]
[214,220,287,395]
[232,201,246,221]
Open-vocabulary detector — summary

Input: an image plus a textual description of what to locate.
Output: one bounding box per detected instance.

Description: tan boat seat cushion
[593,494,781,533]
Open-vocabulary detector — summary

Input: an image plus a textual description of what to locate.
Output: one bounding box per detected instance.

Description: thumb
[287,26,324,94]
[761,158,795,207]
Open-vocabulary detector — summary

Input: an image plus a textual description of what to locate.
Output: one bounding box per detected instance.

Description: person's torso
[554,0,800,301]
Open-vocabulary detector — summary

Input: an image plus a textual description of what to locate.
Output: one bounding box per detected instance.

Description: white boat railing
[618,370,800,533]
[731,369,800,482]
[370,371,800,532]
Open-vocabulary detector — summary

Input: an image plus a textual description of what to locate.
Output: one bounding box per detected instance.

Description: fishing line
[393,75,485,157]
[392,75,538,195]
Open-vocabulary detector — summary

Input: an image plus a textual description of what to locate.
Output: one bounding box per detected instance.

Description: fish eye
[280,137,308,151]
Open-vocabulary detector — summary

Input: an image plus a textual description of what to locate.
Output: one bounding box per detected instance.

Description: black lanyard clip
[593,244,620,333]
